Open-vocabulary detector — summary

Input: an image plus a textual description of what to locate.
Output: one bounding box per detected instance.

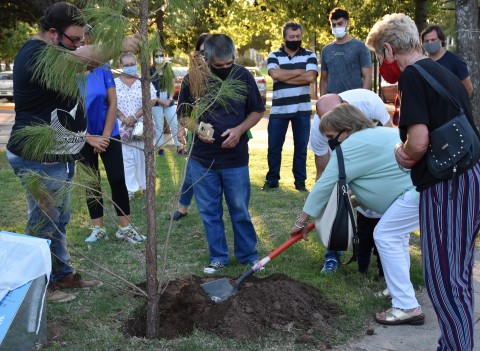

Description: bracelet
[295,215,308,229]
[398,164,411,174]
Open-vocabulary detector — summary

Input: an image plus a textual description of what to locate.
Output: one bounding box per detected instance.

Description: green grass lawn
[0,148,425,351]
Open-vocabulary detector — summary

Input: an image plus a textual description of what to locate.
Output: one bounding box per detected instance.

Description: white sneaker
[85,226,108,243]
[203,262,225,274]
[115,224,146,244]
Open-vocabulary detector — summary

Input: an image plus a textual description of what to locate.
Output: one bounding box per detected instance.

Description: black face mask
[285,40,302,51]
[209,65,233,81]
[328,130,344,151]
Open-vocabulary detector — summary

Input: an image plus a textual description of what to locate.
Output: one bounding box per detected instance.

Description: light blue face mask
[122,65,137,75]
[423,41,442,55]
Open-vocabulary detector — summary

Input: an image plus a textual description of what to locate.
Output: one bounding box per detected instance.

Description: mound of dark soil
[124,273,339,342]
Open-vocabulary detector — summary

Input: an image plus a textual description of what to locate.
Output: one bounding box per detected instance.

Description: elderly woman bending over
[292,104,423,326]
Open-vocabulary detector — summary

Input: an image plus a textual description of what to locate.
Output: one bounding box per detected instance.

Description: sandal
[375,307,425,326]
[374,288,391,298]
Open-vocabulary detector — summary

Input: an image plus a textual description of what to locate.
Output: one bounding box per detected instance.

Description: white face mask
[331,26,347,39]
[155,57,164,64]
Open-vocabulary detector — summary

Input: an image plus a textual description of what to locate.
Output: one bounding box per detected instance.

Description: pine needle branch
[31,45,86,102]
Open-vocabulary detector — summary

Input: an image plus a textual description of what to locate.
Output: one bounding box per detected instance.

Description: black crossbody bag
[412,64,480,180]
[315,145,359,262]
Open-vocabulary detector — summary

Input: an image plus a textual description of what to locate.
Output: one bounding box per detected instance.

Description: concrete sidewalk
[333,250,480,351]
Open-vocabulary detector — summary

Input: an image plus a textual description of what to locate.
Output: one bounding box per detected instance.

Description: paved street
[0,96,296,151]
[0,101,14,150]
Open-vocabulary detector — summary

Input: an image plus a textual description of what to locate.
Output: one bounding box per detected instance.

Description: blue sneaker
[321,258,338,273]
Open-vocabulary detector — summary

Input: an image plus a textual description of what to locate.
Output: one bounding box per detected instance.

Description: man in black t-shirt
[6,2,140,303]
[177,34,265,274]
[420,25,473,97]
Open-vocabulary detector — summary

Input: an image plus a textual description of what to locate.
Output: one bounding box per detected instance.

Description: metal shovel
[201,222,315,303]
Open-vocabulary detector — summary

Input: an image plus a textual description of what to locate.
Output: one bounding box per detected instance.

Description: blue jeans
[152,102,179,147]
[266,115,311,185]
[189,159,258,265]
[179,160,194,207]
[7,150,75,282]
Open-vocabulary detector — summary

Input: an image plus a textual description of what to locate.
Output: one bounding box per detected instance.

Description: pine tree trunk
[456,0,480,126]
[139,0,160,339]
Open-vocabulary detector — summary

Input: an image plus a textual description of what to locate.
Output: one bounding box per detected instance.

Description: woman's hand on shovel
[290,212,310,240]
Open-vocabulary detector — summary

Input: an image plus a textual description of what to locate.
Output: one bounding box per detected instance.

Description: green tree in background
[0,23,35,70]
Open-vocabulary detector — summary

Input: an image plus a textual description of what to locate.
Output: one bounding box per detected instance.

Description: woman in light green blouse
[292,104,424,326]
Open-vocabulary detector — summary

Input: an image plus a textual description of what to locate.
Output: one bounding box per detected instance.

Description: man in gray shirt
[320,7,372,95]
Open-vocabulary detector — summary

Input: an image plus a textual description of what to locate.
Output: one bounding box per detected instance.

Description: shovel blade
[201,278,237,303]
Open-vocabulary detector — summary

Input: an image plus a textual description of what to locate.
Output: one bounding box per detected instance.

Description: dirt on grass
[124,273,340,343]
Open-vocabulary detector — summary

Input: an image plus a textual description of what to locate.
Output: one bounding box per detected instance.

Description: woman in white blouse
[115,52,157,198]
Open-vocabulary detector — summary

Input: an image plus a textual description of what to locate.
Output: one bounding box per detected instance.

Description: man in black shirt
[7,2,140,303]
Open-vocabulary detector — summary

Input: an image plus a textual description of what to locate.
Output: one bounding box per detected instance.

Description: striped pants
[420,162,480,351]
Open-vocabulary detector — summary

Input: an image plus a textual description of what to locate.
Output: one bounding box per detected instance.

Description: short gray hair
[366,13,421,56]
[203,34,235,62]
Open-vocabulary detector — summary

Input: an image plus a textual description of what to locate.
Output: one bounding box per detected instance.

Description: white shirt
[310,89,391,157]
[114,76,157,118]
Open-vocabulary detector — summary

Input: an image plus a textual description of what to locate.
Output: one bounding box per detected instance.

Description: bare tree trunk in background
[414,0,429,33]
[139,0,160,339]
[155,5,165,49]
[456,0,480,126]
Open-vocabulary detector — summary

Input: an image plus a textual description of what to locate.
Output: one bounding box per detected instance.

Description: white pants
[121,140,145,194]
[152,91,179,148]
[373,190,420,309]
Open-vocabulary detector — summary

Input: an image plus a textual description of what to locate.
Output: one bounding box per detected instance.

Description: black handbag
[315,145,359,259]
[413,64,480,180]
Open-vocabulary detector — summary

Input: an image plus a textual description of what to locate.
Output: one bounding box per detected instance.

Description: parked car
[246,66,267,105]
[172,66,188,100]
[0,71,14,101]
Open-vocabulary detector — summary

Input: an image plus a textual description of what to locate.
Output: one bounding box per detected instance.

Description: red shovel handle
[234,222,316,289]
[268,222,315,261]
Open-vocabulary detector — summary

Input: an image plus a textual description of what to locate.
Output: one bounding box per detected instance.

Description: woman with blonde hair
[292,104,423,326]
[367,14,480,350]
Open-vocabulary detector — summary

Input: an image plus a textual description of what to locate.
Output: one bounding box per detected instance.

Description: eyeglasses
[61,32,84,45]
[155,54,164,58]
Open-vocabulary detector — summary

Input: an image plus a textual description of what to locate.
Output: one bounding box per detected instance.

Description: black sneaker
[261,182,279,190]
[203,262,225,274]
[295,183,308,192]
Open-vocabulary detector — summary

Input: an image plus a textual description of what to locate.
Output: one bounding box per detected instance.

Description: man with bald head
[310,88,393,274]
[311,89,393,179]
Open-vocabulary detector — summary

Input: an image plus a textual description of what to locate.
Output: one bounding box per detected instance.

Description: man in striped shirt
[262,22,318,192]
